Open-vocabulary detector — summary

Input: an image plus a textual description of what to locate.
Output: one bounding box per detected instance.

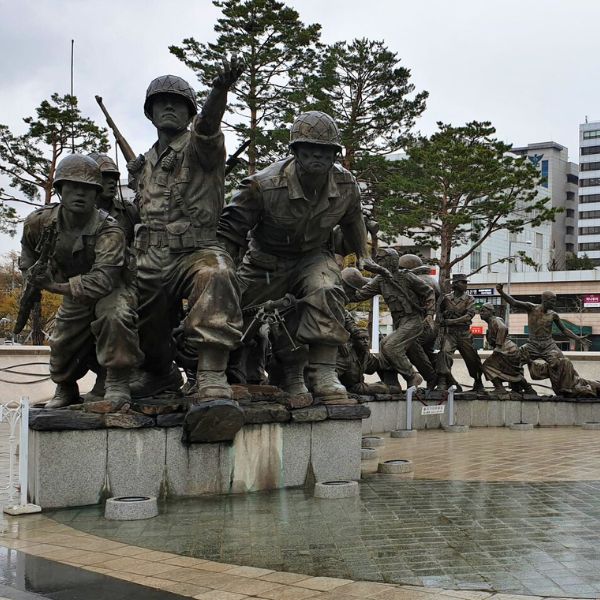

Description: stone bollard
[509,422,534,431]
[581,422,600,430]
[314,480,359,499]
[361,436,385,448]
[361,447,378,461]
[377,459,414,474]
[391,429,417,438]
[105,496,158,520]
[443,424,469,433]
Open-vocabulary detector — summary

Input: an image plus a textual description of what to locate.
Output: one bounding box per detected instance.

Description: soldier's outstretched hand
[359,256,390,278]
[496,283,504,292]
[213,55,245,90]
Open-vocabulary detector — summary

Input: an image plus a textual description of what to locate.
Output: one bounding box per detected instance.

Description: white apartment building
[578,121,600,265]
[512,142,578,269]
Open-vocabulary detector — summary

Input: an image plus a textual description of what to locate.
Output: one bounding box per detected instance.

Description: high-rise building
[512,142,578,269]
[578,121,600,265]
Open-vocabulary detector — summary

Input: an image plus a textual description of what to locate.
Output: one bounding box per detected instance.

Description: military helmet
[144,74,198,120]
[53,154,102,192]
[375,247,399,260]
[88,152,120,177]
[341,267,370,291]
[289,111,342,151]
[398,253,423,270]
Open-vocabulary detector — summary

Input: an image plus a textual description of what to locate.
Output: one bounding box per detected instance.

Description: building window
[566,173,578,184]
[580,161,600,171]
[566,243,574,252]
[579,209,600,219]
[579,193,600,203]
[566,208,575,217]
[566,226,574,234]
[581,145,600,156]
[541,160,549,188]
[566,191,575,201]
[579,226,600,235]
[535,233,543,250]
[583,130,600,139]
[579,242,600,251]
[470,249,481,272]
[580,178,600,187]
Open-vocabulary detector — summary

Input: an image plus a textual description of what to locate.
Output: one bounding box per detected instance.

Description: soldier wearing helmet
[130,58,245,404]
[349,247,436,389]
[19,154,143,408]
[218,111,375,405]
[88,153,139,244]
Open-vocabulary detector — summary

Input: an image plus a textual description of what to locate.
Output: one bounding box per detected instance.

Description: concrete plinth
[28,418,363,509]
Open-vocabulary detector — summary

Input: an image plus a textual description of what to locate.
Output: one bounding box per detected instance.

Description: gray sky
[1,0,599,253]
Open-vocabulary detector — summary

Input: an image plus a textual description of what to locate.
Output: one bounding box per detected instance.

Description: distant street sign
[421,405,445,415]
[583,294,600,308]
[467,288,496,297]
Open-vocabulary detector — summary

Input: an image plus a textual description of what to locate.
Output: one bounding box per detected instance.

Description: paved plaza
[0,426,599,599]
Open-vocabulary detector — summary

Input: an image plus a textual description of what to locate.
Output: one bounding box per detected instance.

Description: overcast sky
[1,0,599,253]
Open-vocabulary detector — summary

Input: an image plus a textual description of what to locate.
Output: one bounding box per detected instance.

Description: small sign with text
[421,405,446,415]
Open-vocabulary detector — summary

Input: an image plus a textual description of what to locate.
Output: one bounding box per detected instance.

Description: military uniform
[20,204,142,384]
[353,268,435,381]
[134,123,242,378]
[436,291,483,381]
[482,315,525,384]
[219,156,367,351]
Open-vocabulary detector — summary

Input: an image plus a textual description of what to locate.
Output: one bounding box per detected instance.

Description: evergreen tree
[0,93,109,209]
[378,121,560,283]
[170,0,322,175]
[306,38,427,174]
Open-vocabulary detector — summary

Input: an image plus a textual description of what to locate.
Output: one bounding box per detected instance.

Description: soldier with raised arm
[218,111,372,405]
[495,283,588,363]
[436,274,484,392]
[20,155,143,408]
[129,59,244,402]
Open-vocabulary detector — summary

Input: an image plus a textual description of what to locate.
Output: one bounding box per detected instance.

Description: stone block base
[28,420,362,509]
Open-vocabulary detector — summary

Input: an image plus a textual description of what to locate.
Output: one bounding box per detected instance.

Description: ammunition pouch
[134,222,217,254]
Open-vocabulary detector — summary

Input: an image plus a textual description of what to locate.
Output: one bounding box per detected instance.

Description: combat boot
[405,372,424,388]
[307,345,354,405]
[46,382,80,409]
[104,368,131,409]
[196,347,232,401]
[280,361,313,405]
[472,376,485,392]
[435,375,448,391]
[130,363,183,398]
[491,378,505,392]
[83,369,106,403]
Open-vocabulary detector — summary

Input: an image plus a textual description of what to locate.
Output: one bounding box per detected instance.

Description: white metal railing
[0,396,40,515]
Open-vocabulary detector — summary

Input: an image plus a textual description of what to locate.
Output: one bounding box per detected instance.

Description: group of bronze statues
[17,58,598,412]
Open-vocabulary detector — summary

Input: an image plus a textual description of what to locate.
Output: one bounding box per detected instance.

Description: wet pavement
[46,477,600,598]
[0,546,187,599]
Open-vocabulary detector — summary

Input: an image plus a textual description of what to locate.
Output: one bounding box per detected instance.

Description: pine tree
[378,121,560,283]
[0,93,109,210]
[169,0,322,175]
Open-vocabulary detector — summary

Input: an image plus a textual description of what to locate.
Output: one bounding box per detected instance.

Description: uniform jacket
[218,157,368,259]
[20,204,126,303]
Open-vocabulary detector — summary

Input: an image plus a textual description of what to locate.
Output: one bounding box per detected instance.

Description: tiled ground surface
[364,428,600,482]
[1,427,600,599]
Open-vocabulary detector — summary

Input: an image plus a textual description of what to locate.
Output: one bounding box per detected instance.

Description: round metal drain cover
[378,459,414,474]
[314,480,359,499]
[105,496,158,521]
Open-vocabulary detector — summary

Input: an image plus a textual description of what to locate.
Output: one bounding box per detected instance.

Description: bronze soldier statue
[529,356,600,397]
[336,326,388,395]
[20,155,143,408]
[479,302,534,394]
[351,248,435,389]
[129,59,244,401]
[218,111,372,405]
[496,284,588,363]
[84,153,141,402]
[436,273,484,392]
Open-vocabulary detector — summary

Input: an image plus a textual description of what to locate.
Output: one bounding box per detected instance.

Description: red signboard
[470,326,484,335]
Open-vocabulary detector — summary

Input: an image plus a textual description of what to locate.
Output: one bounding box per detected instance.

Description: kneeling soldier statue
[19,154,143,408]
